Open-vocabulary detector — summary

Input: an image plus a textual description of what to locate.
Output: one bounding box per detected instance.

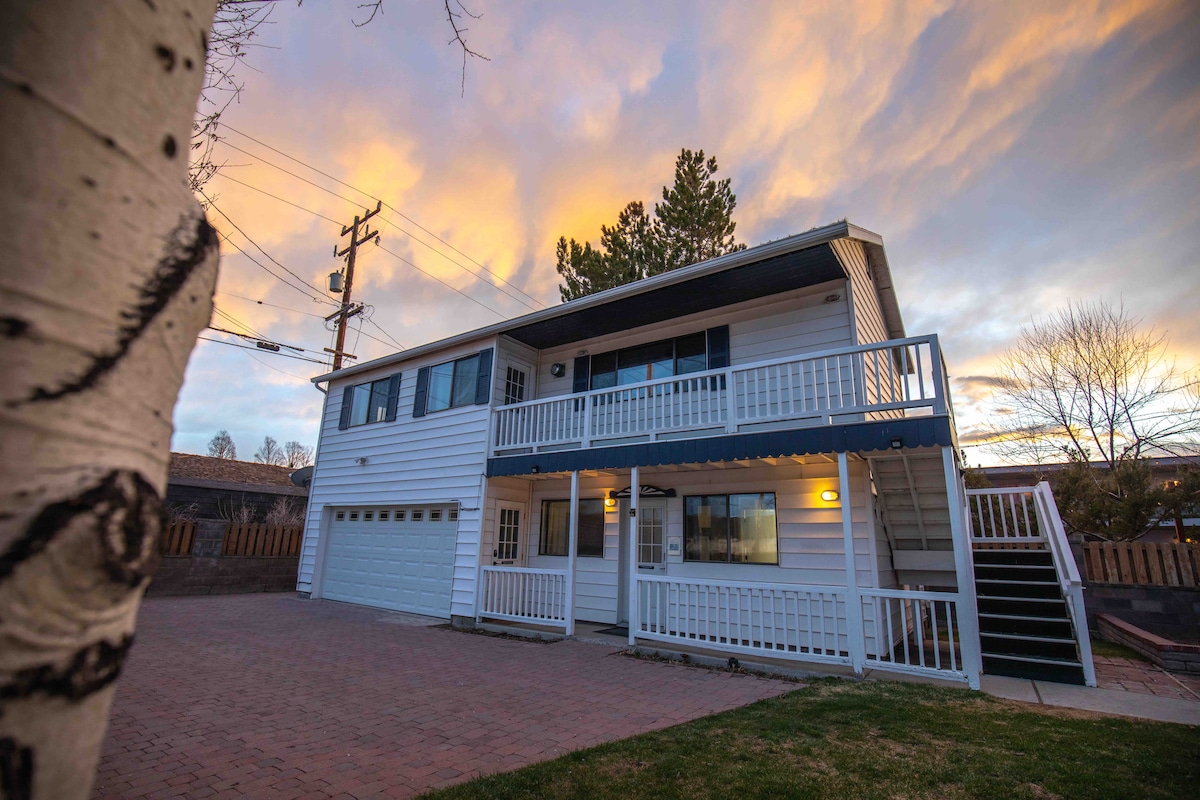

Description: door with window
[637,499,667,573]
[503,358,533,406]
[494,502,525,565]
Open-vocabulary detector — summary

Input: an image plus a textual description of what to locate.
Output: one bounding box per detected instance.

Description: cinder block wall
[148,519,299,597]
[1084,585,1200,640]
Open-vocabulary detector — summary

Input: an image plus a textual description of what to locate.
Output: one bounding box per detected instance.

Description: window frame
[346,376,395,427]
[538,498,606,558]
[426,353,483,413]
[589,331,713,390]
[683,492,779,565]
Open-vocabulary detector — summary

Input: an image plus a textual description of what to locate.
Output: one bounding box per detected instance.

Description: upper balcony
[489,335,952,458]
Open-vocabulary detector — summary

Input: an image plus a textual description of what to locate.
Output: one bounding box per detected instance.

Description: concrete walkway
[982,674,1200,726]
[92,595,791,800]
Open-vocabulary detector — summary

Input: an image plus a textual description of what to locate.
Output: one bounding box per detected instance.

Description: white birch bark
[0,2,220,797]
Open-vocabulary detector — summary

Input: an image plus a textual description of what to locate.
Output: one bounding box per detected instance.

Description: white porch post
[943,446,983,689]
[566,470,579,636]
[628,465,640,647]
[838,452,866,674]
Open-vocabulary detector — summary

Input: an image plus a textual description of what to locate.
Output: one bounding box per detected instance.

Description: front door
[618,498,667,623]
[494,502,525,565]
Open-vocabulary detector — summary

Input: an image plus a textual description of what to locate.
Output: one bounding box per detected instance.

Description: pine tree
[654,148,746,273]
[555,149,745,301]
[207,430,238,460]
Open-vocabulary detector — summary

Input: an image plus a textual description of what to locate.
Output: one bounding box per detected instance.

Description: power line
[374,245,504,319]
[211,172,343,225]
[197,335,331,365]
[215,290,328,319]
[219,125,546,310]
[201,192,338,306]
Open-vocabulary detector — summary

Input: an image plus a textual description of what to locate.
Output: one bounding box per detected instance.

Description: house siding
[299,338,496,619]
[831,238,889,347]
[508,461,878,625]
[531,279,852,401]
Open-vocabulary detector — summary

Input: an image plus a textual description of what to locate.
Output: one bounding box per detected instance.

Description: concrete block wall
[1096,614,1200,675]
[148,517,299,597]
[1084,584,1200,641]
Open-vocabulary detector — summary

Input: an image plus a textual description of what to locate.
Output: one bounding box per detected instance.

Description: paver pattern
[1094,655,1200,700]
[93,594,791,799]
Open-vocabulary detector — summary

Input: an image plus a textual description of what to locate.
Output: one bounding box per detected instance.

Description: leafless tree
[253,435,286,466]
[166,501,202,523]
[283,440,313,468]
[264,496,306,527]
[987,301,1200,467]
[216,495,257,525]
[206,428,238,459]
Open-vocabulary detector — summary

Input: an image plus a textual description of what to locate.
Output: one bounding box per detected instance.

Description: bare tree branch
[445,0,491,97]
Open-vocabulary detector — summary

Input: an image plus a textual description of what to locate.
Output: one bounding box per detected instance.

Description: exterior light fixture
[604,497,616,509]
[821,490,840,502]
[530,465,541,474]
[550,363,566,377]
[890,437,903,449]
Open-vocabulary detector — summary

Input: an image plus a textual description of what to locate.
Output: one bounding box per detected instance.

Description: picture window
[427,353,483,413]
[684,493,778,564]
[539,499,605,557]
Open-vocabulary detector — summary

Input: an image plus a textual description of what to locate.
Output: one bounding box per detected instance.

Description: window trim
[539,498,605,558]
[683,492,779,565]
[339,373,401,429]
[414,348,493,417]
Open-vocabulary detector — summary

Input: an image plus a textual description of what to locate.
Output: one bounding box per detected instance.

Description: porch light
[604,497,616,509]
[890,436,903,449]
[820,490,840,502]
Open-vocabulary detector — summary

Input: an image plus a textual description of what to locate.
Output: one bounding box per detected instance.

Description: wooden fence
[222,524,304,557]
[1083,542,1200,587]
[160,521,197,556]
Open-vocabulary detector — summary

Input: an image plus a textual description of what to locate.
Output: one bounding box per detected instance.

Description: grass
[421,679,1198,800]
[1090,638,1150,661]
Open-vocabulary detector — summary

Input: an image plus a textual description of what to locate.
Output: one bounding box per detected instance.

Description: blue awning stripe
[486,417,954,477]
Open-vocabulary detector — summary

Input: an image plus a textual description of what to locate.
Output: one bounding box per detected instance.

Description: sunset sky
[174,0,1200,466]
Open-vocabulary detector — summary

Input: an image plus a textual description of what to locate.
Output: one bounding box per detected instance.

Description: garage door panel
[321,508,457,618]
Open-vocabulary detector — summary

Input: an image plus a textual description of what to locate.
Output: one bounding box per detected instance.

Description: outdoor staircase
[973,549,1087,685]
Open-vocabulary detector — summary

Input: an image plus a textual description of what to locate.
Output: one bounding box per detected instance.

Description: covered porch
[472,445,984,688]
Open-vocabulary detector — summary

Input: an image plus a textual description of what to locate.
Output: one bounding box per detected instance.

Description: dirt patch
[433,623,558,643]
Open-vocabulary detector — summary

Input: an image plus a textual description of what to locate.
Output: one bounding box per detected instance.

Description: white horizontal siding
[533,279,852,399]
[831,238,889,347]
[300,337,495,620]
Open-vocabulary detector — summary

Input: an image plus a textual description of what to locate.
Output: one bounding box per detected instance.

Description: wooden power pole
[330,200,382,370]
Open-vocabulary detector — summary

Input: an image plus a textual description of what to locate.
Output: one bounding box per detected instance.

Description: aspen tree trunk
[0,2,219,798]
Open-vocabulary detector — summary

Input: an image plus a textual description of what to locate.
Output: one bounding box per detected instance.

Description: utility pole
[330,200,382,370]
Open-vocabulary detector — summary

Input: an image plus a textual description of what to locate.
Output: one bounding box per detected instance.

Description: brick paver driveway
[93,594,792,799]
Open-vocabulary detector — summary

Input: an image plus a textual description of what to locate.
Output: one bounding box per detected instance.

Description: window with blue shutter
[340,373,402,428]
[417,348,494,414]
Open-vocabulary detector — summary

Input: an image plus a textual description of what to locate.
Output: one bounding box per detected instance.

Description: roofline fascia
[312,220,869,385]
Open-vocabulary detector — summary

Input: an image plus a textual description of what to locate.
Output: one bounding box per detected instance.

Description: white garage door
[321,506,458,618]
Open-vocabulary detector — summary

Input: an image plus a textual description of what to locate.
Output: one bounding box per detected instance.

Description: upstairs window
[413,348,494,416]
[586,329,723,390]
[338,373,401,429]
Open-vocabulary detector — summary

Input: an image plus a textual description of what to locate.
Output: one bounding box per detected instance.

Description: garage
[320,506,459,618]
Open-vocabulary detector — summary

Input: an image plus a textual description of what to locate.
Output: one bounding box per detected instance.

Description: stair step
[981,631,1080,660]
[978,613,1074,638]
[974,579,1062,599]
[983,654,1087,685]
[972,550,1053,566]
[974,564,1058,583]
[976,596,1071,619]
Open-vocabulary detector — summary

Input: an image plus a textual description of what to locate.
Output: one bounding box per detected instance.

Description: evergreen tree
[654,148,746,272]
[207,430,237,460]
[555,149,745,301]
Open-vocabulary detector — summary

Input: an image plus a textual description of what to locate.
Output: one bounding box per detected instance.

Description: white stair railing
[861,589,966,679]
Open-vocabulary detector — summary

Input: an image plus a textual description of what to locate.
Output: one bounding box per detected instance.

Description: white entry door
[637,499,667,572]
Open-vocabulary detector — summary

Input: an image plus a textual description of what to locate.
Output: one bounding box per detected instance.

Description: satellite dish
[290,465,314,488]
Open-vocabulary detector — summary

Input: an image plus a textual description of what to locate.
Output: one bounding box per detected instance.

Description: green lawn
[422,679,1198,800]
[1090,638,1150,661]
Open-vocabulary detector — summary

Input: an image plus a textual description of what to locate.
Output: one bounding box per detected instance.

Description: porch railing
[476,566,569,629]
[966,483,1096,686]
[861,589,965,679]
[492,335,947,454]
[635,576,851,665]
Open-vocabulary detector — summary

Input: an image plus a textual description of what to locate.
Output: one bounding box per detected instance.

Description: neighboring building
[167,453,309,521]
[300,221,1097,689]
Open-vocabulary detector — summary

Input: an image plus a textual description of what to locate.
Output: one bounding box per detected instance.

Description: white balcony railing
[492,335,947,455]
[476,566,569,629]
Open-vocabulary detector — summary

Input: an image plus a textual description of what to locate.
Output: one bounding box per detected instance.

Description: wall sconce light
[820,489,840,502]
[890,436,903,450]
[355,456,369,466]
[604,497,616,509]
[550,363,566,377]
[530,465,541,474]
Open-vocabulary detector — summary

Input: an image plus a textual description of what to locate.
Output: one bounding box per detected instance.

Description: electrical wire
[215,290,328,319]
[211,173,343,225]
[373,245,505,319]
[219,125,547,310]
[197,335,331,365]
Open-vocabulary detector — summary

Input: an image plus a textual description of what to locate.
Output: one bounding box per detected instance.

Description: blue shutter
[474,348,493,405]
[383,373,402,421]
[412,367,430,418]
[572,355,590,393]
[706,326,730,370]
[338,385,354,430]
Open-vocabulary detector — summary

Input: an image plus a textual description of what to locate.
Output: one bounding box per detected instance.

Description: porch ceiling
[486,417,954,478]
[503,243,845,350]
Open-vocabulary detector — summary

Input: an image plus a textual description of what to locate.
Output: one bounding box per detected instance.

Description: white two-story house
[298,221,1095,689]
